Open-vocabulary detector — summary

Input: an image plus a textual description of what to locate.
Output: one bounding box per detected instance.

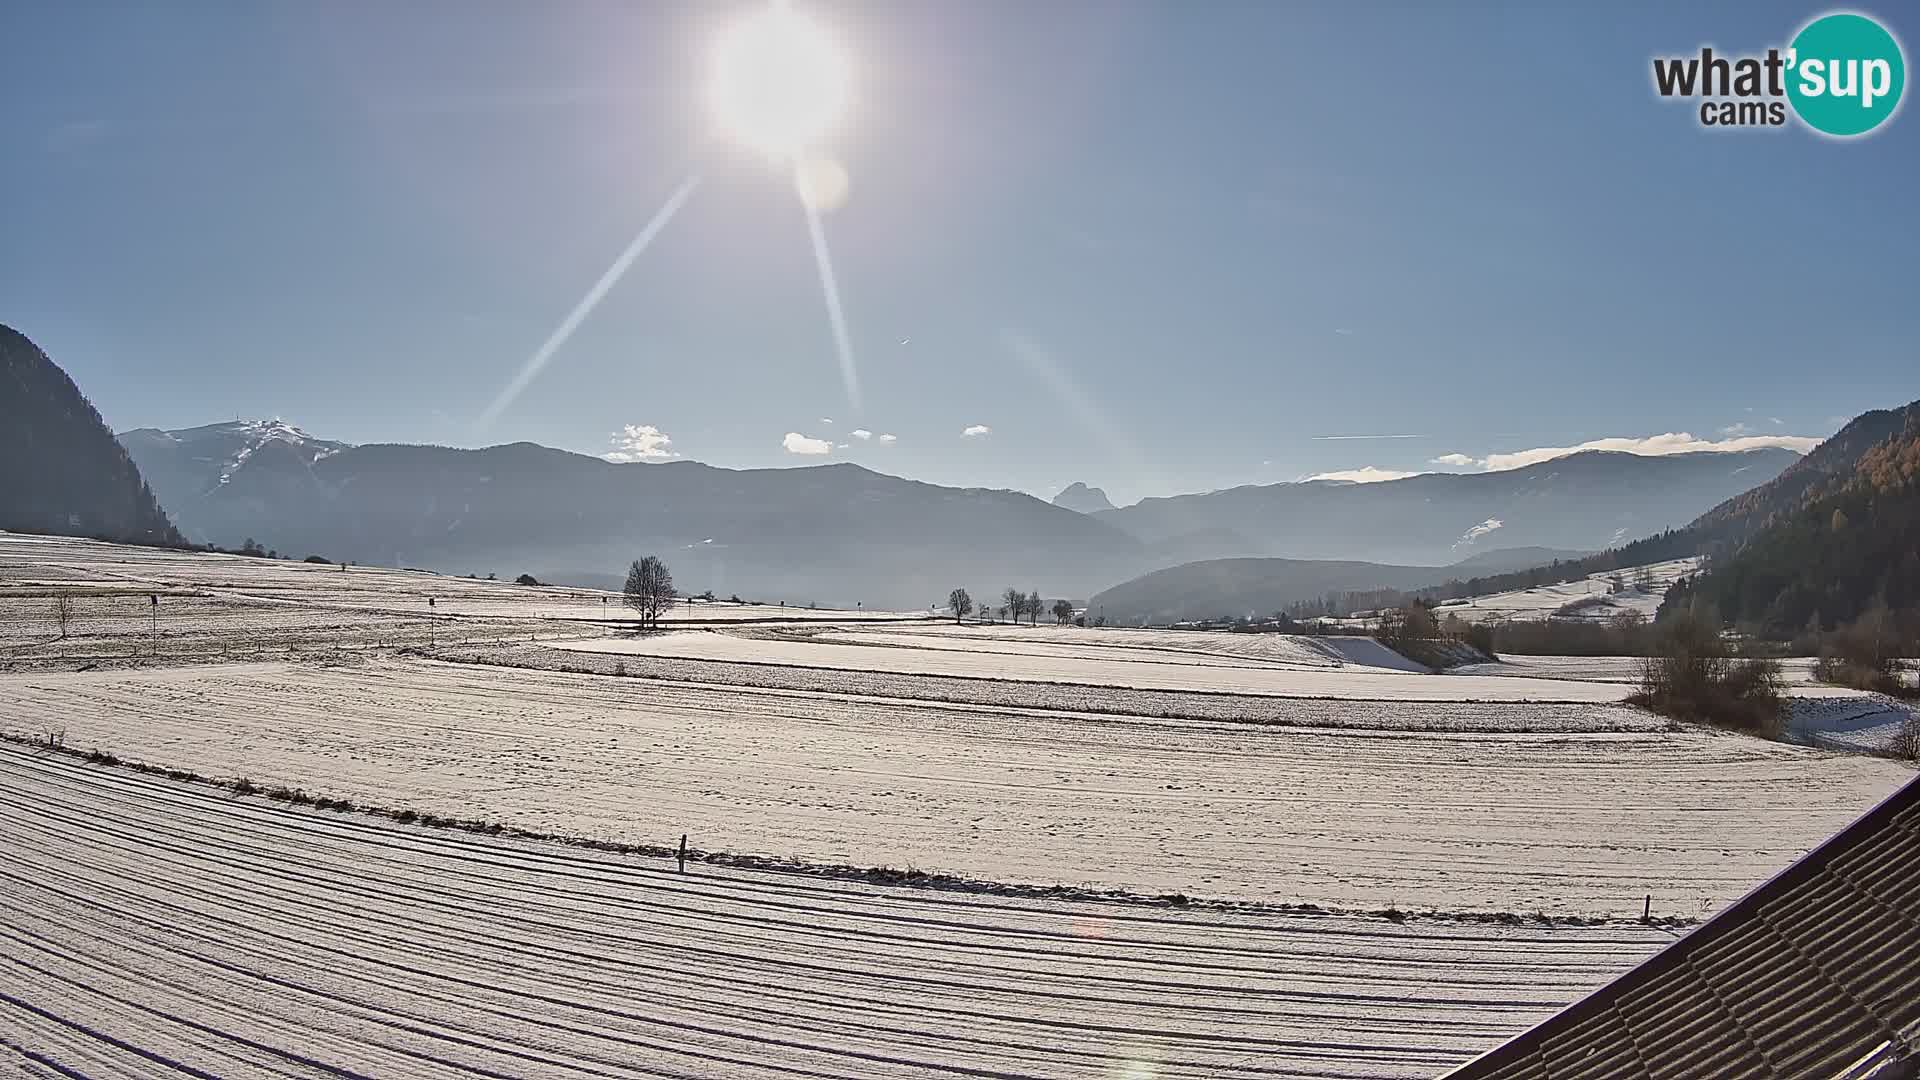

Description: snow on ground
[2,535,1914,1077]
[0,656,1905,918]
[1430,557,1701,624]
[0,746,1679,1079]
[1455,655,1823,685]
[1788,693,1918,755]
[0,532,928,626]
[818,623,1435,673]
[447,643,1667,733]
[557,628,1628,702]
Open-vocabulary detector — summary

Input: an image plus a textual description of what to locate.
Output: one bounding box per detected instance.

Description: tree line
[946,587,1075,626]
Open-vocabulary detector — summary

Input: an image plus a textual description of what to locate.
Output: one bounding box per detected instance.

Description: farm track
[0,745,1675,1079]
[551,632,1630,704]
[430,643,1669,733]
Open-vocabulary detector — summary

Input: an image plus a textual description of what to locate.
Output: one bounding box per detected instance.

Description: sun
[711,4,851,157]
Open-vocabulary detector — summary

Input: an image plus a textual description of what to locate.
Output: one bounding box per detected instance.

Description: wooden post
[677,833,688,874]
[1643,894,1651,922]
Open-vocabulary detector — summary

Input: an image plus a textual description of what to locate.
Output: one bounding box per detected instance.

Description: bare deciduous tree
[51,595,74,639]
[1026,590,1042,626]
[948,588,973,624]
[1003,587,1023,625]
[1051,598,1074,624]
[623,556,676,631]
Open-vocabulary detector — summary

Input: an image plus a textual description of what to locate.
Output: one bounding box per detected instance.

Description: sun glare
[712,5,851,156]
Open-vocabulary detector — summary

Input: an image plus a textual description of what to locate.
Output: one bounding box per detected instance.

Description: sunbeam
[477,174,703,429]
[1004,329,1158,485]
[803,194,861,412]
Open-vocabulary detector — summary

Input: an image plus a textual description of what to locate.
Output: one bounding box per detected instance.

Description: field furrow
[0,747,1683,1079]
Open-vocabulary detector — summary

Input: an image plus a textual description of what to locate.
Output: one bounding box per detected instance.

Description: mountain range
[119,426,1145,608]
[1090,402,1920,626]
[116,414,1799,607]
[0,321,1822,609]
[1094,447,1796,566]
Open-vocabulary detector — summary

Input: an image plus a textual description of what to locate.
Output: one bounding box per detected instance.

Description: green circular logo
[1787,12,1906,136]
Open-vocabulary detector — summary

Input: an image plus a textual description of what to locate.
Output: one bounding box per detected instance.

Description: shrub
[514,573,542,586]
[303,554,332,564]
[1812,607,1915,698]
[1891,712,1920,761]
[1553,595,1615,618]
[1630,612,1786,737]
[1494,613,1655,656]
[1462,621,1497,660]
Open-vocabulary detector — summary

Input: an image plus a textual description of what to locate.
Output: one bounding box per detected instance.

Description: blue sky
[5,1,1915,504]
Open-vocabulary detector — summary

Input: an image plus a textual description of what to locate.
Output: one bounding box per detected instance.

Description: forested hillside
[0,324,182,546]
[1669,415,1920,635]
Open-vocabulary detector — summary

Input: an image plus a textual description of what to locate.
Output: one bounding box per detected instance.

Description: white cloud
[1430,453,1478,467]
[850,428,873,440]
[1454,517,1504,548]
[819,417,834,425]
[1305,466,1422,483]
[1478,432,1819,472]
[877,433,897,443]
[1311,434,1426,441]
[603,424,679,462]
[1720,422,1756,436]
[781,432,833,456]
[962,424,992,438]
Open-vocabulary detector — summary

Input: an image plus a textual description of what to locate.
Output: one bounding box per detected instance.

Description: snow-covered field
[818,623,1434,672]
[557,629,1630,702]
[1788,693,1920,754]
[1455,655,1822,685]
[1431,558,1701,624]
[0,532,930,627]
[1,655,1906,917]
[2,535,1914,1077]
[0,745,1678,1079]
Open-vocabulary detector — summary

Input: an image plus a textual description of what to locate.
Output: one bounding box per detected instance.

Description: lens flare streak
[803,195,861,412]
[478,174,703,428]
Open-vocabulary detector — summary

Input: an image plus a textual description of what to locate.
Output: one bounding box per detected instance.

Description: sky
[4,0,1916,506]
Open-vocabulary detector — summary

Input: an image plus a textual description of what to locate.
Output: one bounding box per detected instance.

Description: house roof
[1440,772,1920,1080]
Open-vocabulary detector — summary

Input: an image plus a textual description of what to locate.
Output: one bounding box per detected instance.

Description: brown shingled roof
[1440,773,1920,1080]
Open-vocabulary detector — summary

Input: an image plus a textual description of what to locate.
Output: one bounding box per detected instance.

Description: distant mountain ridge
[1095,448,1799,565]
[1093,400,1919,625]
[120,432,1148,608]
[120,417,1804,610]
[118,421,353,546]
[1051,482,1116,514]
[1,324,181,546]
